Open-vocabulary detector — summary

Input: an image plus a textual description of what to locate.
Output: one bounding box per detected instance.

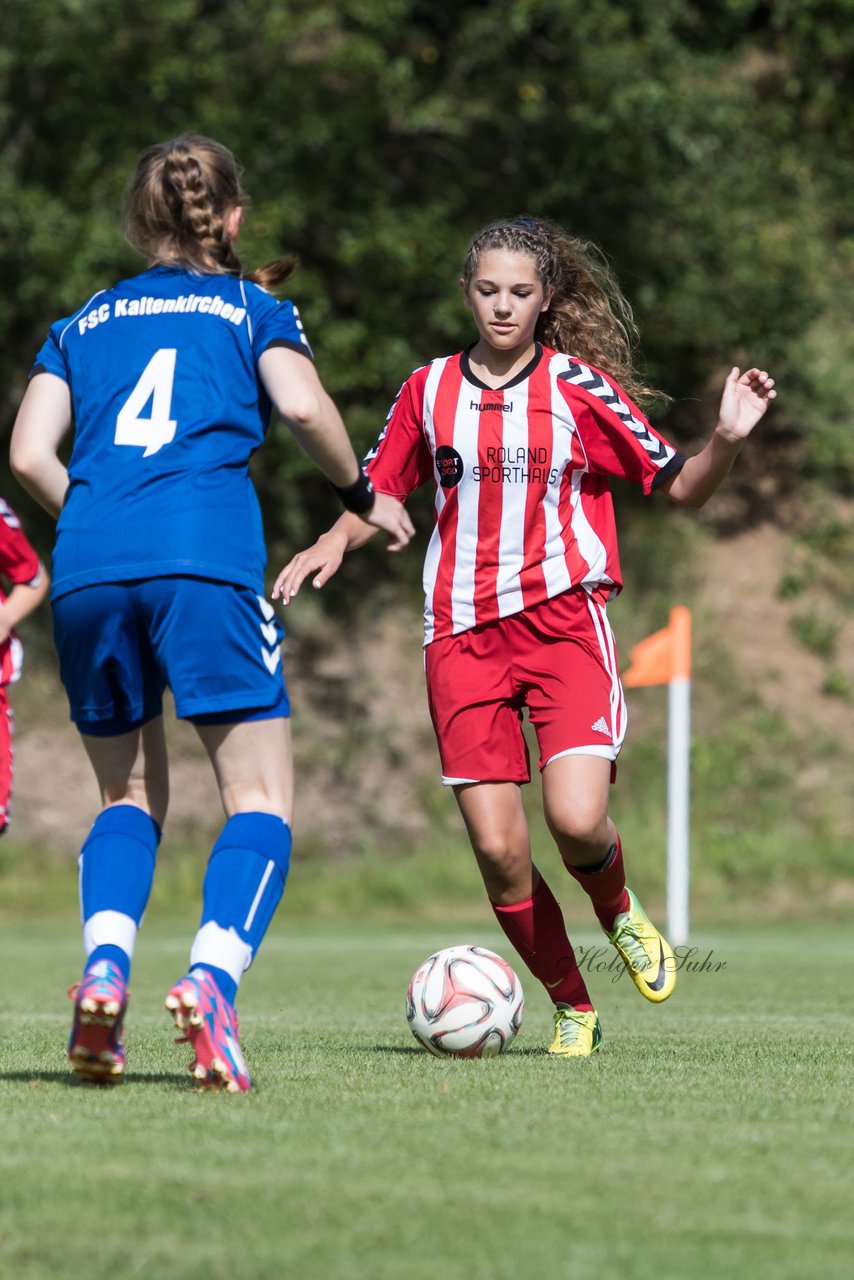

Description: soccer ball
[406,945,524,1058]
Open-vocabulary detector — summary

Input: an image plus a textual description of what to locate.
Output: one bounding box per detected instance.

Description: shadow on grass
[0,1069,187,1087]
[370,1044,424,1055]
[370,1044,553,1058]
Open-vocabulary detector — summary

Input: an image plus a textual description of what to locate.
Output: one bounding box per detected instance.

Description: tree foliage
[2,0,852,566]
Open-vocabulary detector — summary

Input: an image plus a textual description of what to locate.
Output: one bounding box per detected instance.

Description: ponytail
[123,135,298,292]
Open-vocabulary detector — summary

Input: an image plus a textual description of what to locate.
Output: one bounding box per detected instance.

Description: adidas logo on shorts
[591,717,612,737]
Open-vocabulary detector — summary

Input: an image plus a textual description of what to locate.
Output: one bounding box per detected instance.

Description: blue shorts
[52,577,289,736]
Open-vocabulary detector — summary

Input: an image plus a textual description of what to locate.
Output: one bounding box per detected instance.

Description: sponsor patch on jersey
[435,445,465,489]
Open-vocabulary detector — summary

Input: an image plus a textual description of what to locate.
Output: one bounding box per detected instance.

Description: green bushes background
[1,0,851,915]
[3,0,852,520]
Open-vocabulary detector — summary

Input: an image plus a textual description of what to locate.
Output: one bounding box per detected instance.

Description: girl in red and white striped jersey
[0,499,49,834]
[274,217,775,1056]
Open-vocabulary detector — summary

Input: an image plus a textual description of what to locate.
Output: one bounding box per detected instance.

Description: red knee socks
[564,837,630,932]
[491,876,592,1011]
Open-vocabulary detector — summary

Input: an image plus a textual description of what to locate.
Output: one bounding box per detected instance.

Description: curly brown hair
[462,217,665,407]
[122,135,296,292]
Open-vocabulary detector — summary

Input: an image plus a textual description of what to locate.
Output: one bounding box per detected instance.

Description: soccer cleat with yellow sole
[606,888,676,1003]
[547,1005,602,1057]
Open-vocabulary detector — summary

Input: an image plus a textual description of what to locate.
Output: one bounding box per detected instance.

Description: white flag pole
[667,672,691,946]
[623,606,692,946]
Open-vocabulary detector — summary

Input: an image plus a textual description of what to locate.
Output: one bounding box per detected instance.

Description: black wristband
[333,468,375,515]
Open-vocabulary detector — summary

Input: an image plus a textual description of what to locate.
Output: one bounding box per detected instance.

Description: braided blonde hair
[122,135,296,291]
[462,217,664,407]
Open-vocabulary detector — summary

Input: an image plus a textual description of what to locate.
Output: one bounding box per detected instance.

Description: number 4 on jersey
[115,348,178,457]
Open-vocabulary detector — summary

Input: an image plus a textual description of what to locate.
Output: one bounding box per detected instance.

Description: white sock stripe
[243,860,275,932]
[190,922,254,984]
[83,910,139,960]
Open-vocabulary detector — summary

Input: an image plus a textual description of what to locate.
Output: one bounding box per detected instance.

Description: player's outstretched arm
[10,374,73,519]
[360,492,416,550]
[272,509,385,604]
[662,367,776,508]
[0,565,50,647]
[258,348,414,550]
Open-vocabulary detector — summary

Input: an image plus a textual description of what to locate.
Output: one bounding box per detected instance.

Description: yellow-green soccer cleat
[606,888,676,1003]
[547,1005,603,1057]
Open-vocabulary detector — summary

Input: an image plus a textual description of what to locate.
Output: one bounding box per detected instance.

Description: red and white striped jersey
[365,344,684,645]
[0,499,42,686]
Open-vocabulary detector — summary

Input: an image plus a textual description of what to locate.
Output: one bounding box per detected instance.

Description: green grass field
[1,916,851,1280]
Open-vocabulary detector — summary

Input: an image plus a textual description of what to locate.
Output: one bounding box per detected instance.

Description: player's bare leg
[80,715,170,828]
[195,716,294,823]
[544,754,676,1002]
[454,781,600,1054]
[454,781,535,904]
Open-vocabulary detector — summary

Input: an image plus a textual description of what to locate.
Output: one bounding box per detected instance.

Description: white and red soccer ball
[406,945,524,1058]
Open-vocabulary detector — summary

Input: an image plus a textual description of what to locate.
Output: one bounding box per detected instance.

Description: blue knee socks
[190,812,292,1004]
[80,805,161,982]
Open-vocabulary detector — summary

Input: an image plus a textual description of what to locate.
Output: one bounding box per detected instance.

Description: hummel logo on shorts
[591,717,612,737]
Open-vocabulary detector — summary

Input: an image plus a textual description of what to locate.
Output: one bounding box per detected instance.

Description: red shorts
[425,590,626,785]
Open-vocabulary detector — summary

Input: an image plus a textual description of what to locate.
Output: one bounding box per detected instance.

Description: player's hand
[272,529,348,604]
[360,492,415,551]
[716,367,776,444]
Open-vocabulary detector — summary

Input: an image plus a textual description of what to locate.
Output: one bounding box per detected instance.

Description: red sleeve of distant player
[0,501,41,585]
[364,368,434,501]
[559,361,685,495]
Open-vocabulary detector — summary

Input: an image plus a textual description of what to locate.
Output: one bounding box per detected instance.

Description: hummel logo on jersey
[471,399,513,412]
[591,717,612,737]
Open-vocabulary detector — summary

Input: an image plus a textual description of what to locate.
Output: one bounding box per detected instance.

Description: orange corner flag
[623,606,691,688]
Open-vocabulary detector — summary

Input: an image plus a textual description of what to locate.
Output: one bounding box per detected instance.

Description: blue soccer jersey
[31,266,312,599]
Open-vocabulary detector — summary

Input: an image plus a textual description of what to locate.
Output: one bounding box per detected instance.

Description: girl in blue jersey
[10,135,413,1092]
